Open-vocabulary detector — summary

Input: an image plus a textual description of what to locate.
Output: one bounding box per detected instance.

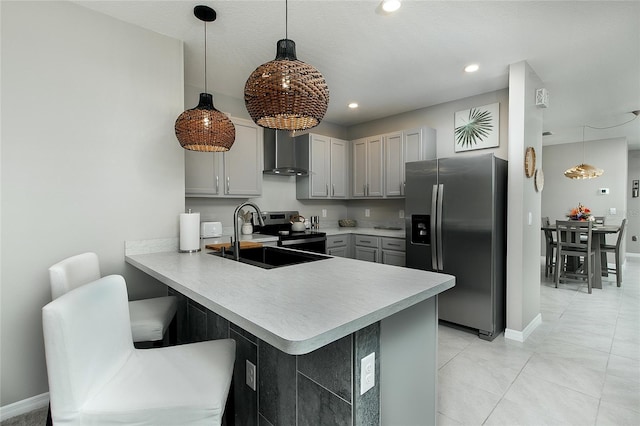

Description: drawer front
[381,237,405,252]
[326,235,348,249]
[355,235,379,248]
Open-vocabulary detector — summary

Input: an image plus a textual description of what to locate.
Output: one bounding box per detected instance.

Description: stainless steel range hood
[263,129,308,176]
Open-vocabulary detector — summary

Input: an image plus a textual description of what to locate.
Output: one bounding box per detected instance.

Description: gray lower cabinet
[381,250,406,266]
[354,235,379,263]
[326,234,351,257]
[381,237,406,267]
[352,235,406,266]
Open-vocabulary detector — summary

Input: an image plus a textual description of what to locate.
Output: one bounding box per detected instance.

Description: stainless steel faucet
[232,202,265,261]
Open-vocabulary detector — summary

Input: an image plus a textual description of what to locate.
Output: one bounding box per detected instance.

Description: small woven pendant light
[175,6,235,152]
[564,126,603,179]
[244,0,329,131]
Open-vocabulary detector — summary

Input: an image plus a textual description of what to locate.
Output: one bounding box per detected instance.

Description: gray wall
[542,138,629,258]
[1,1,185,407]
[628,151,640,254]
[505,61,544,335]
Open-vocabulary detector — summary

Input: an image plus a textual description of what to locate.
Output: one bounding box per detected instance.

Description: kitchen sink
[212,246,330,269]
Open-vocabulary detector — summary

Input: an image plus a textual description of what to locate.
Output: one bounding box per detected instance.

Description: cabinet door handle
[332,184,335,196]
[326,183,329,196]
[334,239,344,244]
[360,240,371,243]
[363,184,366,196]
[387,243,401,247]
[226,176,230,194]
[216,176,219,194]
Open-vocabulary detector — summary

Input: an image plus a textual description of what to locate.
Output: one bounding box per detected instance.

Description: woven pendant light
[564,126,603,179]
[244,1,329,131]
[175,6,235,152]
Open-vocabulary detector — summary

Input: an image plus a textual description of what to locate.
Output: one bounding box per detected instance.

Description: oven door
[278,235,327,254]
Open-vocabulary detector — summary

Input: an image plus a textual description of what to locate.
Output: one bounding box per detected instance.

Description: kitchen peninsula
[125,239,454,425]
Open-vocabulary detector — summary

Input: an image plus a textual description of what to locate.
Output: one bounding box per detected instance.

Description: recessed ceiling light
[381,0,401,13]
[348,102,359,109]
[464,64,479,73]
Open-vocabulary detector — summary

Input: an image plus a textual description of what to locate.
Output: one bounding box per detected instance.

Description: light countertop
[125,242,453,355]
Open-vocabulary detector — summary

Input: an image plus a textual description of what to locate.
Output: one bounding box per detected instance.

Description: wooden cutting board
[205,241,263,251]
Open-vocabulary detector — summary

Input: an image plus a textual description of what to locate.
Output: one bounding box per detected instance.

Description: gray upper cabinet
[384,132,404,197]
[352,135,383,198]
[185,117,263,198]
[356,126,436,199]
[404,127,435,163]
[385,127,437,198]
[296,134,348,199]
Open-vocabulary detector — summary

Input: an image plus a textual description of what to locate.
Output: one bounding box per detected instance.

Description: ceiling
[74,1,640,149]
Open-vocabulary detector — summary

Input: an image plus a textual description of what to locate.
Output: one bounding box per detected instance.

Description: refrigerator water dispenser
[411,214,430,245]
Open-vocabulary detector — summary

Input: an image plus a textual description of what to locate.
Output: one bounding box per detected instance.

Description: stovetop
[254,210,324,239]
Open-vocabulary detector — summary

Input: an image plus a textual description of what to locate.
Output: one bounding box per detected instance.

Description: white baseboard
[0,392,49,422]
[505,313,542,343]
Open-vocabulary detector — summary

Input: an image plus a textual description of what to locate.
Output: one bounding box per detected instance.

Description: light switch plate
[360,352,375,395]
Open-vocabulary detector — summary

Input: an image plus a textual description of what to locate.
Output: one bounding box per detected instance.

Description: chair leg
[584,254,596,294]
[615,251,622,287]
[555,253,562,288]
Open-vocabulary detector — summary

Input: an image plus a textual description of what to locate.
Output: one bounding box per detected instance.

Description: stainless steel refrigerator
[405,154,507,340]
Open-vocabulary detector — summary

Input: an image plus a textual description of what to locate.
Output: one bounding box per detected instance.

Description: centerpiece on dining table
[567,203,593,221]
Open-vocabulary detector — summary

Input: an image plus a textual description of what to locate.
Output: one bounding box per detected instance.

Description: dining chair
[555,220,596,293]
[541,217,556,277]
[43,275,235,425]
[601,218,627,287]
[49,252,177,346]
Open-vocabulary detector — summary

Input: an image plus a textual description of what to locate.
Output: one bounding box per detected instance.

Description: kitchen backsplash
[185,175,405,232]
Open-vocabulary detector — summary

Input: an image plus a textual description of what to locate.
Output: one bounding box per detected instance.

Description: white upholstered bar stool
[43,275,235,425]
[49,252,177,346]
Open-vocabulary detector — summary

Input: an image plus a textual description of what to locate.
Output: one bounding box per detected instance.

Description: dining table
[541,223,621,289]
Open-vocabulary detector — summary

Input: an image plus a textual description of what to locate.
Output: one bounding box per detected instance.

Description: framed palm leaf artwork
[454,102,499,152]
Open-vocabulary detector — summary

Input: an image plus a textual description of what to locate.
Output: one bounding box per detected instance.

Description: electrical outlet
[609,207,617,215]
[399,209,405,219]
[246,360,256,391]
[322,209,327,218]
[365,209,370,217]
[360,352,375,395]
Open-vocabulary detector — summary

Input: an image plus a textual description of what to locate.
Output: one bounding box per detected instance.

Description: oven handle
[279,236,327,246]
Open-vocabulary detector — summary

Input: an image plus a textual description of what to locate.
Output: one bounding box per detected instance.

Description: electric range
[255,210,327,253]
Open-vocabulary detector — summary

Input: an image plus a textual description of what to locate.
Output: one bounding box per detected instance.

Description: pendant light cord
[582,125,586,164]
[203,20,208,93]
[285,0,288,39]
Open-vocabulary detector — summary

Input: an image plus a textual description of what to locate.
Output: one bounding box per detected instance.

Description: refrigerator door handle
[430,184,438,270]
[437,183,444,270]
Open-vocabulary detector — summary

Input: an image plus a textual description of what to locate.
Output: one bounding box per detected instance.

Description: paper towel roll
[179,211,201,252]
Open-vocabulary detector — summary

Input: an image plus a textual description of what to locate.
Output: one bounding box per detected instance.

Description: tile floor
[437,256,640,426]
